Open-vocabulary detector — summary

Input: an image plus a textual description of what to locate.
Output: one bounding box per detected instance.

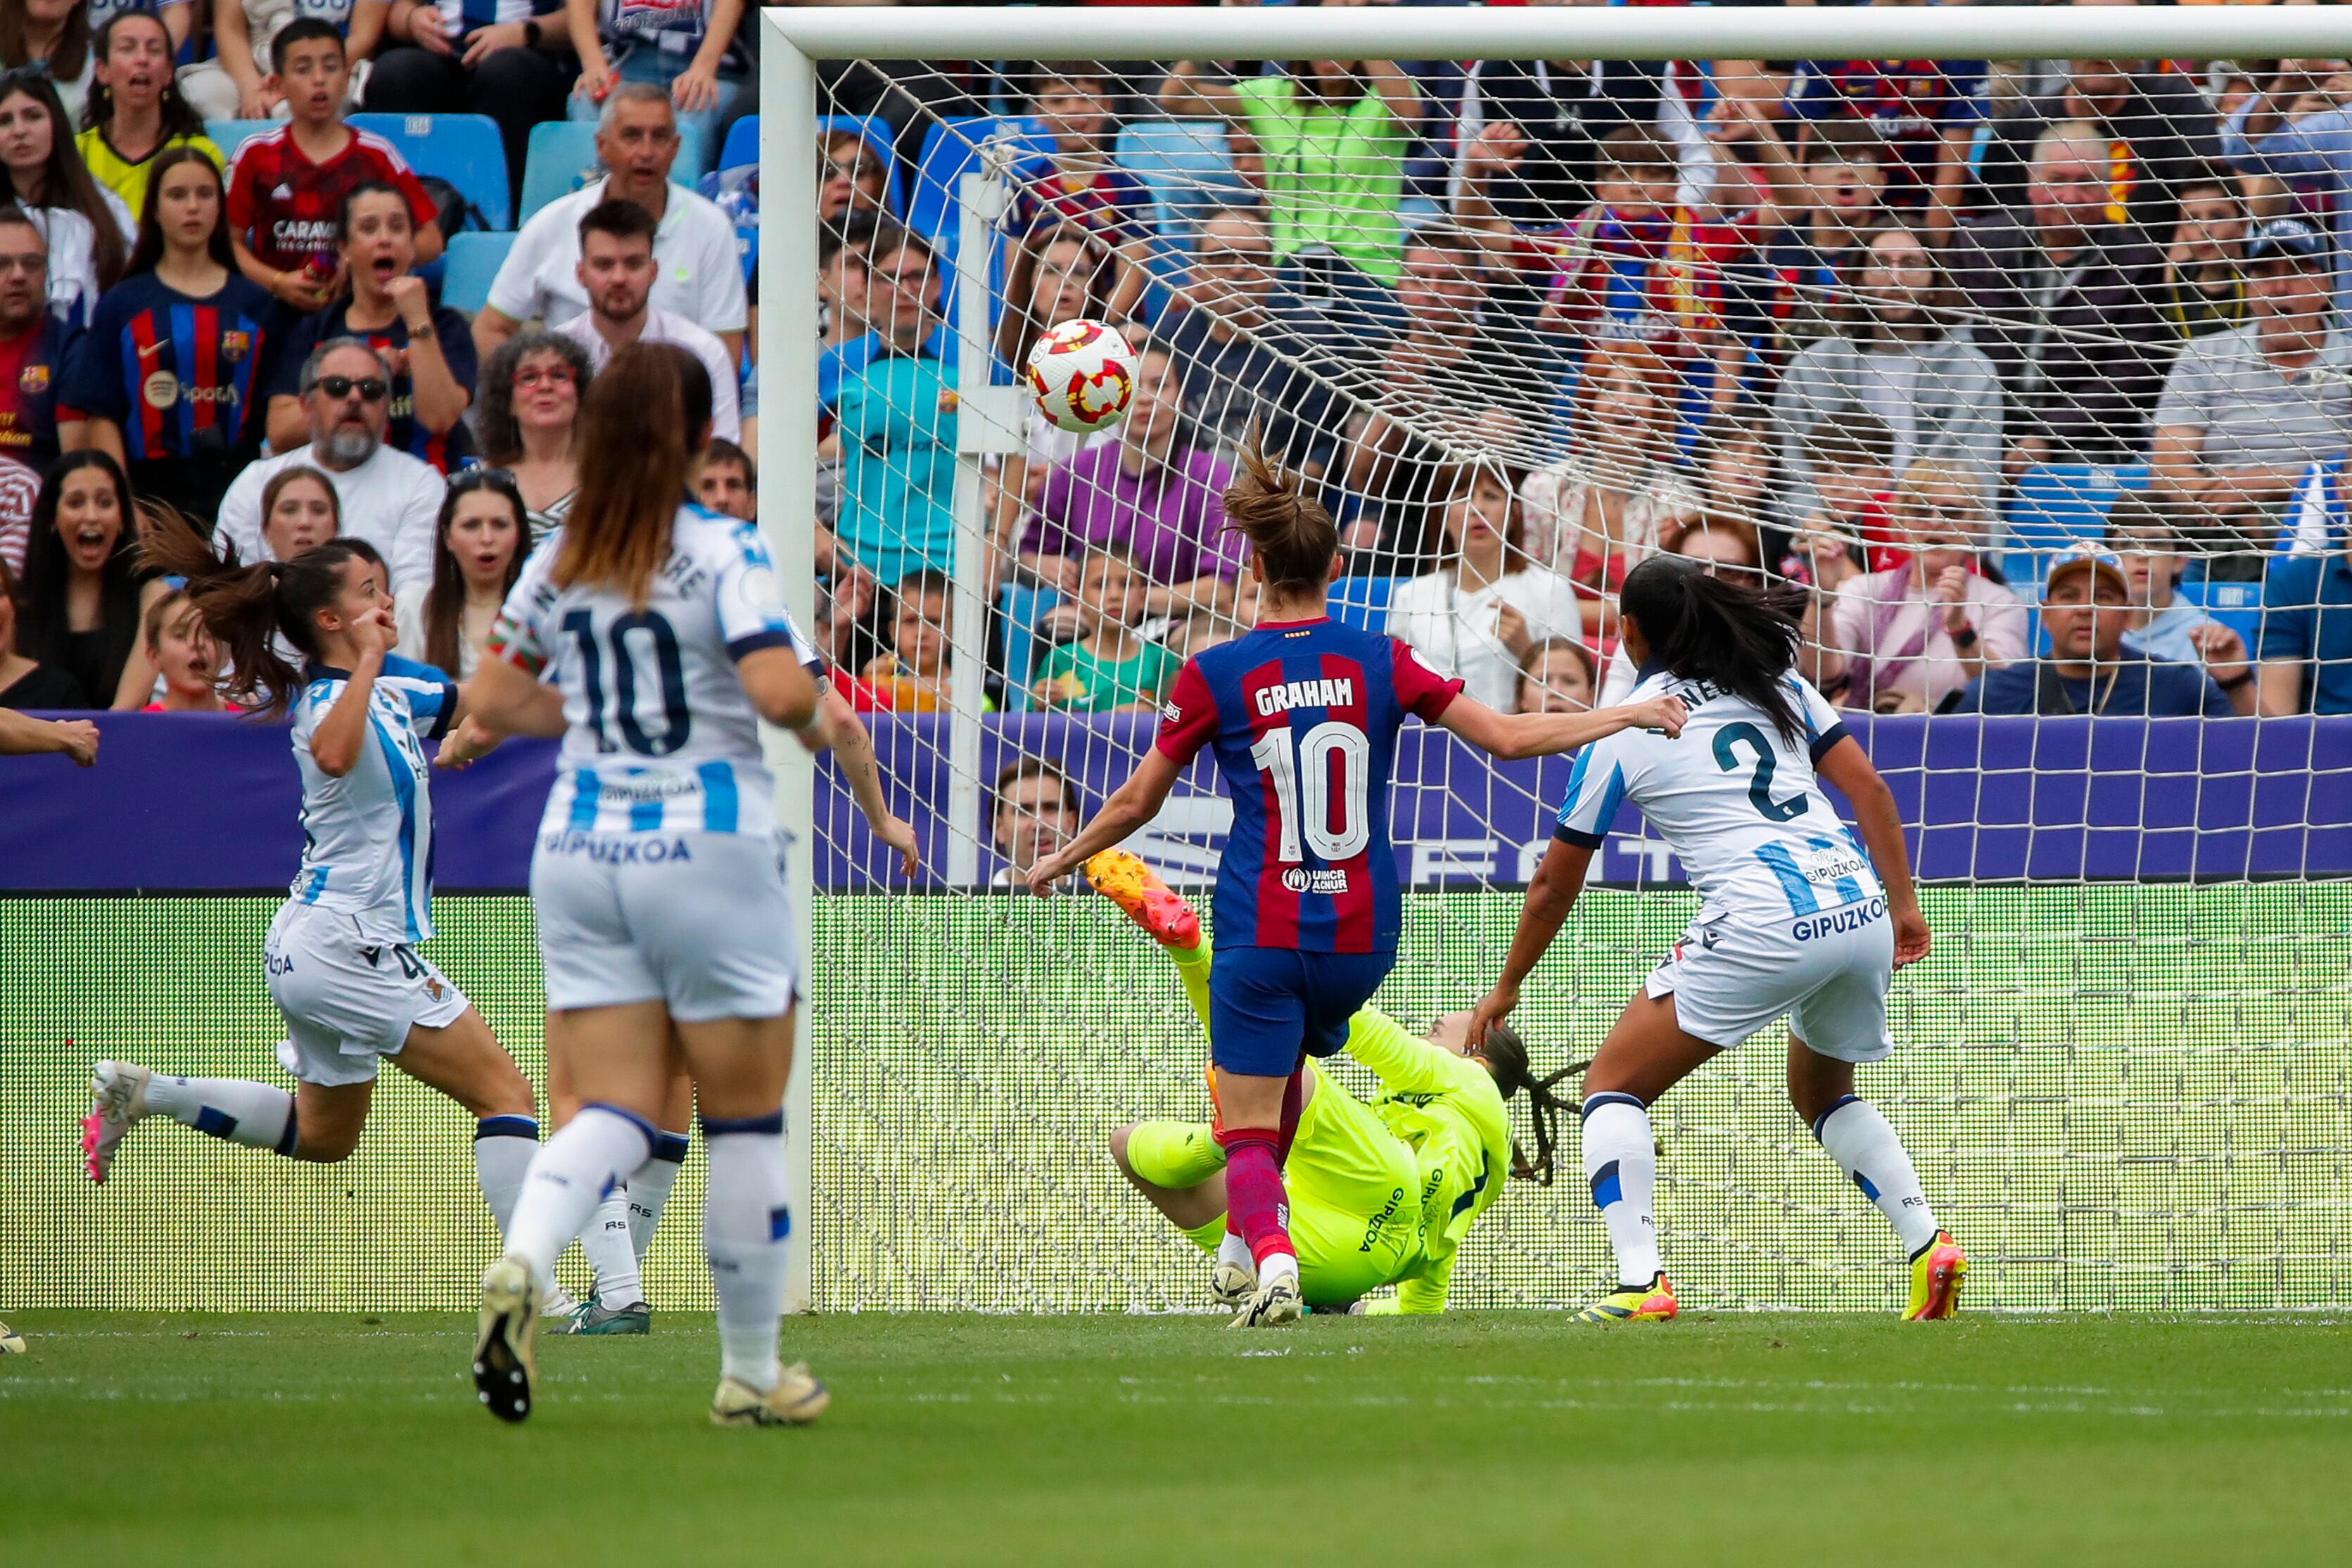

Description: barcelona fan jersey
[61,273,272,462]
[1155,618,1460,954]
[0,313,80,469]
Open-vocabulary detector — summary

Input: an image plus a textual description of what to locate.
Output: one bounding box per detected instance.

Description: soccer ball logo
[1024,318,1136,435]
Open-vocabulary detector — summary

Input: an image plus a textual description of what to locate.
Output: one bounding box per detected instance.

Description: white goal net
[761,7,2352,1315]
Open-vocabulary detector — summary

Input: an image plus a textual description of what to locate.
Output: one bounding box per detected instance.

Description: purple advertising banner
[1,713,2346,893]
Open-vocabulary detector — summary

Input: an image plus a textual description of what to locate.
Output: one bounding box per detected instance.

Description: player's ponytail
[559,342,713,611]
[1618,554,1812,746]
[140,509,365,718]
[1477,1023,1583,1187]
[1223,428,1338,597]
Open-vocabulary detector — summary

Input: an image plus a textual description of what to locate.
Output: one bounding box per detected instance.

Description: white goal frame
[755,5,2352,1313]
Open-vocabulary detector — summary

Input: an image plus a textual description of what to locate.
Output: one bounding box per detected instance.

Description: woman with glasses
[1772,218,2002,529]
[0,71,129,326]
[1386,463,1585,712]
[265,180,478,473]
[476,329,590,544]
[61,144,272,520]
[398,469,525,677]
[0,2,95,125]
[1814,461,2027,714]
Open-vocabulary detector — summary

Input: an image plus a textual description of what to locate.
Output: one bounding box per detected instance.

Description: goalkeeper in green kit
[1086,850,1571,1313]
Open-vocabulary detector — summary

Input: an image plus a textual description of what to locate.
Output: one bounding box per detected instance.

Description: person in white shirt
[216,339,445,601]
[550,196,738,442]
[473,80,746,364]
[1385,464,1585,711]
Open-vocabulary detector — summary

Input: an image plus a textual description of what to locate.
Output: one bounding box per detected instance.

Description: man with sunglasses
[215,338,445,601]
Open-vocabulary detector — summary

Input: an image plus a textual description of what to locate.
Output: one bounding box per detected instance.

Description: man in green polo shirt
[1159,39,1423,288]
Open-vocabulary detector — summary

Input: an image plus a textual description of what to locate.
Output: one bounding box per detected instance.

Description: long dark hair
[140,513,371,718]
[1477,1022,1582,1187]
[0,73,125,292]
[82,11,203,140]
[127,144,230,275]
[1222,431,1332,594]
[423,469,527,674]
[1617,554,1811,744]
[556,343,711,611]
[0,11,91,85]
[13,449,141,694]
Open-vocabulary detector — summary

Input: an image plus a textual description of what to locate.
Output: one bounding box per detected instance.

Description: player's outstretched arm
[461,656,570,742]
[828,691,920,878]
[1815,735,1931,969]
[0,709,98,765]
[1468,837,1596,1044]
[1024,748,1185,895]
[1435,691,1688,761]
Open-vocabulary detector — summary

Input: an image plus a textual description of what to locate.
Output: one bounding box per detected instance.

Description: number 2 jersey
[286,654,458,946]
[488,504,818,841]
[1553,664,1882,926]
[1155,616,1461,952]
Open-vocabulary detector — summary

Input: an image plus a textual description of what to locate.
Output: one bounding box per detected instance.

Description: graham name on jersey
[1254,676,1356,717]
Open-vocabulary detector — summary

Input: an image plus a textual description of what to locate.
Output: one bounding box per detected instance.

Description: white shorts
[265,903,470,1088]
[530,828,801,1022]
[1644,899,1896,1064]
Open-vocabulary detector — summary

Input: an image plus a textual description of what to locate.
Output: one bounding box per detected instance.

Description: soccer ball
[1024,318,1136,435]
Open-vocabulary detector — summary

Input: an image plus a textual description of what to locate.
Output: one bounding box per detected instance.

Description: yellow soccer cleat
[1084,849,1202,951]
[1905,1232,1967,1320]
[711,1363,831,1427]
[1575,1275,1679,1325]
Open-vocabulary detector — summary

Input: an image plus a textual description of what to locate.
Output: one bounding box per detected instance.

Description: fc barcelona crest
[219,331,251,363]
[17,363,46,394]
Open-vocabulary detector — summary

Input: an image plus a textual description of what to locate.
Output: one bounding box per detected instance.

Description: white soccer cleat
[1209,1259,1257,1311]
[82,1060,154,1185]
[1228,1274,1304,1330]
[0,1319,24,1354]
[540,1281,581,1319]
[472,1256,540,1424]
[710,1363,830,1427]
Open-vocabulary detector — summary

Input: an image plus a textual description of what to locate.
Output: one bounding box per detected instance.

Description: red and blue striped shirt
[61,272,271,463]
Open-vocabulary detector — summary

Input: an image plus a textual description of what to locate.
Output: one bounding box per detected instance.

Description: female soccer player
[461,343,839,1427]
[1088,851,1572,1313]
[80,528,540,1253]
[1026,442,1686,1328]
[1468,556,1968,1323]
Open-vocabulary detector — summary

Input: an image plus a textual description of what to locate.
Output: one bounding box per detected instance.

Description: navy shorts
[1207,946,1394,1078]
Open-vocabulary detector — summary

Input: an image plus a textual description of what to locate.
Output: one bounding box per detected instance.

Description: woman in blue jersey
[1470,556,1968,1325]
[62,143,272,519]
[81,523,542,1256]
[459,343,840,1427]
[1027,442,1688,1328]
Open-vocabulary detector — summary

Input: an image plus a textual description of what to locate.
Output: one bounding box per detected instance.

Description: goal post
[760,7,2352,1315]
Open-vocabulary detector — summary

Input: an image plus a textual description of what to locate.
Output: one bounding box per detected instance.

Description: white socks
[703,1112,790,1394]
[1582,1092,1661,1288]
[504,1104,654,1297]
[580,1187,644,1309]
[628,1131,690,1256]
[472,1116,538,1237]
[1813,1095,1942,1254]
[142,1076,296,1156]
[1216,1230,1254,1277]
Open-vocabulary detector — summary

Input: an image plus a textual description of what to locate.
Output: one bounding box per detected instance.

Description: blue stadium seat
[2003,463,2149,553]
[202,119,279,164]
[817,113,905,217]
[1113,117,1245,233]
[906,116,1053,249]
[720,113,758,172]
[1328,575,1400,632]
[440,231,515,315]
[2174,576,2265,647]
[348,113,510,230]
[517,120,713,223]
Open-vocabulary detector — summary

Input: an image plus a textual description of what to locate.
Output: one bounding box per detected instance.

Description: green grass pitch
[3,1311,2349,1566]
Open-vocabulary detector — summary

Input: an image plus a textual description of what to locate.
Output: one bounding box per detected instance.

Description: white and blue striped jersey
[1554,664,1883,922]
[286,654,457,945]
[489,504,818,839]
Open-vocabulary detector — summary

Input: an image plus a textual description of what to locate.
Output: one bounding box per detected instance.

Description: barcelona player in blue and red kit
[1029,447,1687,1326]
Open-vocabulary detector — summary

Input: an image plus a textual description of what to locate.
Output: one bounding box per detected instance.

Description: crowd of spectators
[5,4,2352,755]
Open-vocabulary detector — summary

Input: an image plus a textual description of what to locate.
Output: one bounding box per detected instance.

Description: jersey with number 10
[487,504,816,840]
[1155,617,1461,952]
